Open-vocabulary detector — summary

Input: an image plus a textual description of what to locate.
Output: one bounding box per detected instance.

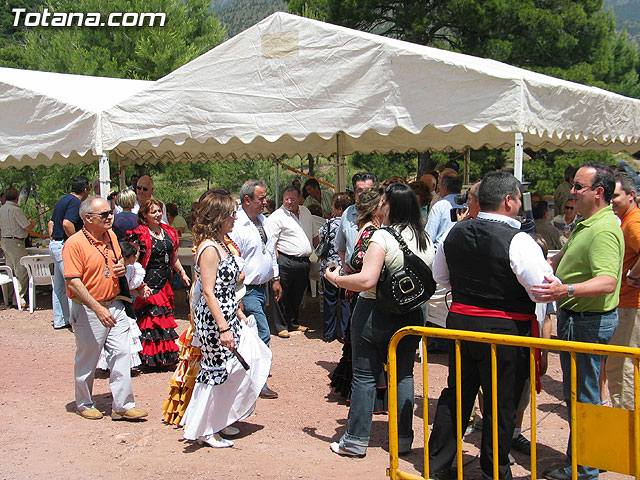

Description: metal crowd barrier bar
[386,326,640,480]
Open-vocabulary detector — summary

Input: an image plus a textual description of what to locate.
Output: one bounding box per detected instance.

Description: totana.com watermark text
[12,7,166,27]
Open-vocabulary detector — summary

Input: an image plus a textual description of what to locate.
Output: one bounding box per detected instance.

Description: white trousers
[71,300,135,412]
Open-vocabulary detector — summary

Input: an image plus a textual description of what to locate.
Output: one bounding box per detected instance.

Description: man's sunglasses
[89,210,114,219]
[571,182,595,192]
[565,206,574,210]
[136,186,150,192]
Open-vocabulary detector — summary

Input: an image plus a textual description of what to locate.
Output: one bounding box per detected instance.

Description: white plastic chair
[0,265,22,310]
[19,254,54,313]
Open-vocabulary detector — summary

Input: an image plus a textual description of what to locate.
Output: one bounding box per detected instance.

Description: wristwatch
[272,276,280,282]
[567,284,575,297]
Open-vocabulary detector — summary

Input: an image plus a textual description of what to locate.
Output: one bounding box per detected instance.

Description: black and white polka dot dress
[192,249,240,386]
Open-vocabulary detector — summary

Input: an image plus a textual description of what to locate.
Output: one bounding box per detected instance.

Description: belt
[278,251,310,261]
[247,283,268,289]
[73,296,119,308]
[560,308,616,318]
[2,236,25,240]
[51,237,64,241]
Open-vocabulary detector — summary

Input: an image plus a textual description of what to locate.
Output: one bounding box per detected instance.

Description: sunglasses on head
[136,186,150,192]
[89,210,114,219]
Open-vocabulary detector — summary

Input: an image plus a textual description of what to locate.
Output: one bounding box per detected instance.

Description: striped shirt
[0,201,30,239]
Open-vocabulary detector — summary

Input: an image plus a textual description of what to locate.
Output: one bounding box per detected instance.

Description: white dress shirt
[432,212,555,302]
[229,208,279,285]
[265,205,315,257]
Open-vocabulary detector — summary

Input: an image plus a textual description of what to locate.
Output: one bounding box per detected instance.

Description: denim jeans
[339,298,421,456]
[50,240,71,328]
[322,277,349,340]
[556,308,618,480]
[243,285,270,347]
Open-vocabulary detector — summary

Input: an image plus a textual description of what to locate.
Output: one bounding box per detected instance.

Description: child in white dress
[97,242,150,370]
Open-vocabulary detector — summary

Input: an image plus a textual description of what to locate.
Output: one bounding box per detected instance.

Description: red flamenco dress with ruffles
[127,223,180,368]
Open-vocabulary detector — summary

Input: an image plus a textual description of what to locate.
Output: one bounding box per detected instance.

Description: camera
[107,190,118,201]
[454,192,468,205]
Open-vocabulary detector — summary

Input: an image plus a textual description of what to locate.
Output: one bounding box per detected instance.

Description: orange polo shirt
[619,206,640,309]
[62,228,121,302]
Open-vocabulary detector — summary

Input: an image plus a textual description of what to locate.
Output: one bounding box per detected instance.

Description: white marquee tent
[101,12,640,190]
[0,66,151,169]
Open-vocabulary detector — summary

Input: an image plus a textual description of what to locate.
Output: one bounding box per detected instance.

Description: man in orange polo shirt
[607,172,640,410]
[63,196,147,421]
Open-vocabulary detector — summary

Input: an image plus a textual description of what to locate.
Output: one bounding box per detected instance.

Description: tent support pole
[99,152,110,199]
[514,132,524,182]
[116,153,126,191]
[335,132,346,192]
[275,158,280,207]
[463,148,470,185]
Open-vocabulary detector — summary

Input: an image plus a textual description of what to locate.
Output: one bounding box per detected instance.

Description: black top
[444,218,534,315]
[50,193,82,240]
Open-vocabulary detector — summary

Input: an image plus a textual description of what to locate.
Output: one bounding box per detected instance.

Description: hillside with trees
[606,0,640,44]
[212,0,287,36]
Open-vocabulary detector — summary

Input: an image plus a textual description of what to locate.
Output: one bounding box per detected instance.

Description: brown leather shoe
[295,326,308,332]
[76,407,103,420]
[277,329,290,338]
[259,386,278,399]
[111,407,148,421]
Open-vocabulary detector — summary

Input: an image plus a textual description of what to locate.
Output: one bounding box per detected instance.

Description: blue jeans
[243,284,270,347]
[339,298,421,456]
[50,240,71,328]
[556,308,618,480]
[322,277,349,340]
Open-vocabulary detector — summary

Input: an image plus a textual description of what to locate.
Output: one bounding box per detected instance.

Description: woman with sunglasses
[180,191,271,448]
[325,182,435,458]
[126,198,191,369]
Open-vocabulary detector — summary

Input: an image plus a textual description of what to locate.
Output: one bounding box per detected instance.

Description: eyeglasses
[565,206,574,210]
[571,182,595,192]
[228,210,238,219]
[89,210,114,219]
[136,186,150,192]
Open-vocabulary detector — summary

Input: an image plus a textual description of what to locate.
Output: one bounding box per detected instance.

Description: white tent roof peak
[0,67,152,168]
[103,11,640,163]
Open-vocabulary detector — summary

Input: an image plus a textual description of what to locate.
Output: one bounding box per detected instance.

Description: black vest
[443,218,535,315]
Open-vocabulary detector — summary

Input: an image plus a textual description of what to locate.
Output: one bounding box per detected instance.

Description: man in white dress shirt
[265,186,318,338]
[229,180,282,399]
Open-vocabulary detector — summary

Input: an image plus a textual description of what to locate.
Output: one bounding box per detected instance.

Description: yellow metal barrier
[386,326,640,480]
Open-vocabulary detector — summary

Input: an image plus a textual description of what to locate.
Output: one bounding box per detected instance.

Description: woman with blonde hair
[113,189,138,241]
[181,191,271,448]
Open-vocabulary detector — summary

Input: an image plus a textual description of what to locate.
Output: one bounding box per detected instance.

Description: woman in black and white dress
[181,191,271,448]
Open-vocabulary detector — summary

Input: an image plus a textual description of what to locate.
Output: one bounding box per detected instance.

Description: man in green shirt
[533,162,623,480]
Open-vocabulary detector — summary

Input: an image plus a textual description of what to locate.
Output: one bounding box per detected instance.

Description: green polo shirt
[556,205,624,312]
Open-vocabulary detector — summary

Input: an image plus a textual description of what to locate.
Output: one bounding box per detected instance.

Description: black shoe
[543,467,572,480]
[511,433,531,455]
[259,386,278,399]
[323,336,334,343]
[428,467,455,480]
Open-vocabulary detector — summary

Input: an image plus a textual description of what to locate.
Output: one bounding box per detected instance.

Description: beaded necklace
[82,228,116,278]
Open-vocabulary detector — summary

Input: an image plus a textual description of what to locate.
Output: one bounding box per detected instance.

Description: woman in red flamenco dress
[127,199,191,369]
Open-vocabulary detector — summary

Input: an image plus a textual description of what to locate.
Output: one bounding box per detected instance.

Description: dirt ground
[0,289,629,479]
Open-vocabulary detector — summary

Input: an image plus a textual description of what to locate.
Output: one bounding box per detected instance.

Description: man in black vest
[427,171,554,480]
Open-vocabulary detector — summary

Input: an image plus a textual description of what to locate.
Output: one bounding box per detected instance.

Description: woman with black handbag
[325,182,435,458]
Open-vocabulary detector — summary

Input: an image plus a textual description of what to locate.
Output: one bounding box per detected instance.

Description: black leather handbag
[376,227,437,315]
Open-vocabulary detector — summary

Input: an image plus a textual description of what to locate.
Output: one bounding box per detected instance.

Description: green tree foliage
[213,0,287,37]
[10,0,227,79]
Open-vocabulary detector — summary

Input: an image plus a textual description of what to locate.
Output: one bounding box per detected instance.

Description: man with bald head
[114,174,168,223]
[63,196,147,421]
